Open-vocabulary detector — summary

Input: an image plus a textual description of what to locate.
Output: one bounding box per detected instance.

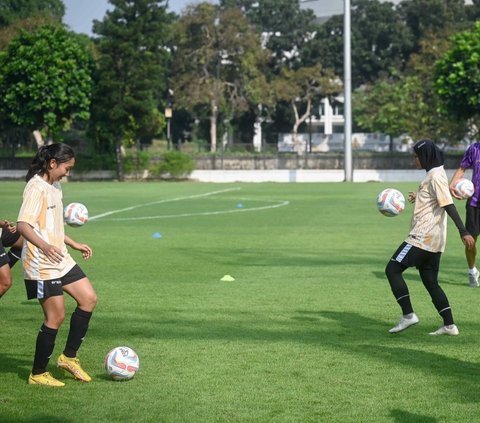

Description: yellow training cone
[221,275,235,282]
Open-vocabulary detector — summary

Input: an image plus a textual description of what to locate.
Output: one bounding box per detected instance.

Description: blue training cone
[152,232,162,239]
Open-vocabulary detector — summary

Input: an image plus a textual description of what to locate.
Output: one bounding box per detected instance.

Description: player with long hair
[17,143,97,386]
[385,140,474,335]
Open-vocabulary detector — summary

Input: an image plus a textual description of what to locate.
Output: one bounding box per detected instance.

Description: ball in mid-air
[64,202,88,227]
[454,178,474,200]
[377,188,405,217]
[105,346,140,381]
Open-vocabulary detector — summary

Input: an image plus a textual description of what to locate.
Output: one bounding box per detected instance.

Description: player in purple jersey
[449,142,480,287]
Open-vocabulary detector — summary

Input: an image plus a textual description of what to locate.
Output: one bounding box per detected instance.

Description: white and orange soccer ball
[376,188,405,217]
[104,346,140,381]
[64,202,88,227]
[454,178,474,200]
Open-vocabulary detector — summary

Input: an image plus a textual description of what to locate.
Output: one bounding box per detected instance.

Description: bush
[150,150,195,179]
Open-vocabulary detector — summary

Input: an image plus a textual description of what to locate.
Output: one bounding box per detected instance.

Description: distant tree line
[0,0,479,179]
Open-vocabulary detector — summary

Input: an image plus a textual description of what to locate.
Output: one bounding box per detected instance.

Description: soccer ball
[377,188,405,217]
[454,178,474,200]
[104,346,140,381]
[64,202,88,227]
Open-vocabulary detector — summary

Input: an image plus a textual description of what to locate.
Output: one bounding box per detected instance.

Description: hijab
[413,139,444,171]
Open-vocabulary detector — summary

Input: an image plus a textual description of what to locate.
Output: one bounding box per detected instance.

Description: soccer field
[1,181,479,422]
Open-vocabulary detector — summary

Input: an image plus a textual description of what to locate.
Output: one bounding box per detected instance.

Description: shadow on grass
[390,409,438,423]
[94,307,480,404]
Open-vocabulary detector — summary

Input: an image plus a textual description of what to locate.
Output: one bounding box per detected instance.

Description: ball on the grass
[64,202,88,227]
[376,188,405,217]
[105,346,140,381]
[454,178,474,200]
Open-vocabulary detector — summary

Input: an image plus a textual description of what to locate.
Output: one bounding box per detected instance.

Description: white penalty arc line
[107,199,290,221]
[89,187,241,221]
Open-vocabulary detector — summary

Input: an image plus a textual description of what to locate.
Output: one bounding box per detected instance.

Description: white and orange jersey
[406,165,453,253]
[17,175,75,280]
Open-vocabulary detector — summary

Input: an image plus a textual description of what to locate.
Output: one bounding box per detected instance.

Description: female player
[0,219,23,298]
[385,139,474,336]
[17,143,97,386]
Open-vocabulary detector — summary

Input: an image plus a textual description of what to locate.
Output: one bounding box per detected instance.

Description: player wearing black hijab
[385,140,475,335]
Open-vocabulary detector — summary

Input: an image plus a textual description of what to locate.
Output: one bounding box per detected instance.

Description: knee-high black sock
[385,260,414,315]
[63,307,92,358]
[32,324,58,375]
[7,247,21,268]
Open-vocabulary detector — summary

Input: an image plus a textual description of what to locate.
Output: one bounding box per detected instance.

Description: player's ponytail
[26,143,75,182]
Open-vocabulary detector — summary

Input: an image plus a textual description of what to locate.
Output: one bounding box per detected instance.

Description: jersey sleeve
[460,145,474,169]
[17,183,44,226]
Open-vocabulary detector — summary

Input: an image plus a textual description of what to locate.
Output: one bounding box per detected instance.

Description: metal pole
[344,0,353,182]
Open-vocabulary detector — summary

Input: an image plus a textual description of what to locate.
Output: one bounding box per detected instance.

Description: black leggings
[385,244,453,325]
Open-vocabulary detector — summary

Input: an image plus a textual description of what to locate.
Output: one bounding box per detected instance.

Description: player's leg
[28,291,66,387]
[385,242,419,333]
[6,232,22,269]
[57,265,97,382]
[465,203,480,287]
[0,236,12,297]
[418,256,459,336]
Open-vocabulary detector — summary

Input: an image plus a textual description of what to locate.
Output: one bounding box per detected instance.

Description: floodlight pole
[344,0,353,182]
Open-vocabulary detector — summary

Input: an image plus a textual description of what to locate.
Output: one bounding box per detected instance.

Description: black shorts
[390,242,441,271]
[24,264,86,300]
[465,200,480,237]
[0,229,21,268]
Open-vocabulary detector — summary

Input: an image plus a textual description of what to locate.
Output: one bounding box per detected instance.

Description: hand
[450,184,462,200]
[40,243,64,263]
[0,220,16,233]
[408,191,416,203]
[73,242,93,260]
[462,234,475,250]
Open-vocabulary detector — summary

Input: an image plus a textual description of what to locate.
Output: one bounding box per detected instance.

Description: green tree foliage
[398,0,469,51]
[434,21,480,133]
[0,0,64,28]
[310,0,413,88]
[0,25,93,139]
[220,0,317,73]
[355,32,467,144]
[171,2,269,152]
[90,0,172,181]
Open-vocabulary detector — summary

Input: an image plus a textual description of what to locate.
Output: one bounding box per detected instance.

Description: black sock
[32,324,58,375]
[63,307,92,358]
[7,247,21,268]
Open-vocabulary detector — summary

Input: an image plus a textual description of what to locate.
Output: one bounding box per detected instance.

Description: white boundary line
[89,187,289,222]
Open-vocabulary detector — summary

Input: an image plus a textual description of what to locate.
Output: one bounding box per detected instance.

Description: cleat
[57,354,92,382]
[389,313,419,333]
[28,372,65,387]
[429,324,459,336]
[468,268,479,287]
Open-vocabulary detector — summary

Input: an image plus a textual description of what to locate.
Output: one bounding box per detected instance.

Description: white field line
[88,187,289,222]
[89,187,241,221]
[108,199,290,221]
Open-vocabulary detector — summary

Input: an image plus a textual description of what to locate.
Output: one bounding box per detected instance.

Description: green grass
[1,181,480,422]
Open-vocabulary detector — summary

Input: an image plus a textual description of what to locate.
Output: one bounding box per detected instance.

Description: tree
[271,64,341,144]
[220,0,317,73]
[0,25,93,143]
[0,0,64,28]
[434,21,480,135]
[309,0,413,89]
[90,0,172,181]
[171,2,269,152]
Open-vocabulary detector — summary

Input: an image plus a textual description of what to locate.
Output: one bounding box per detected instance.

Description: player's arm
[64,234,92,260]
[17,221,64,263]
[443,204,475,249]
[449,168,466,199]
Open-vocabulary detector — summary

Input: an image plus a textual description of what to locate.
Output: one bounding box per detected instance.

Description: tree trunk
[33,130,44,149]
[210,100,218,153]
